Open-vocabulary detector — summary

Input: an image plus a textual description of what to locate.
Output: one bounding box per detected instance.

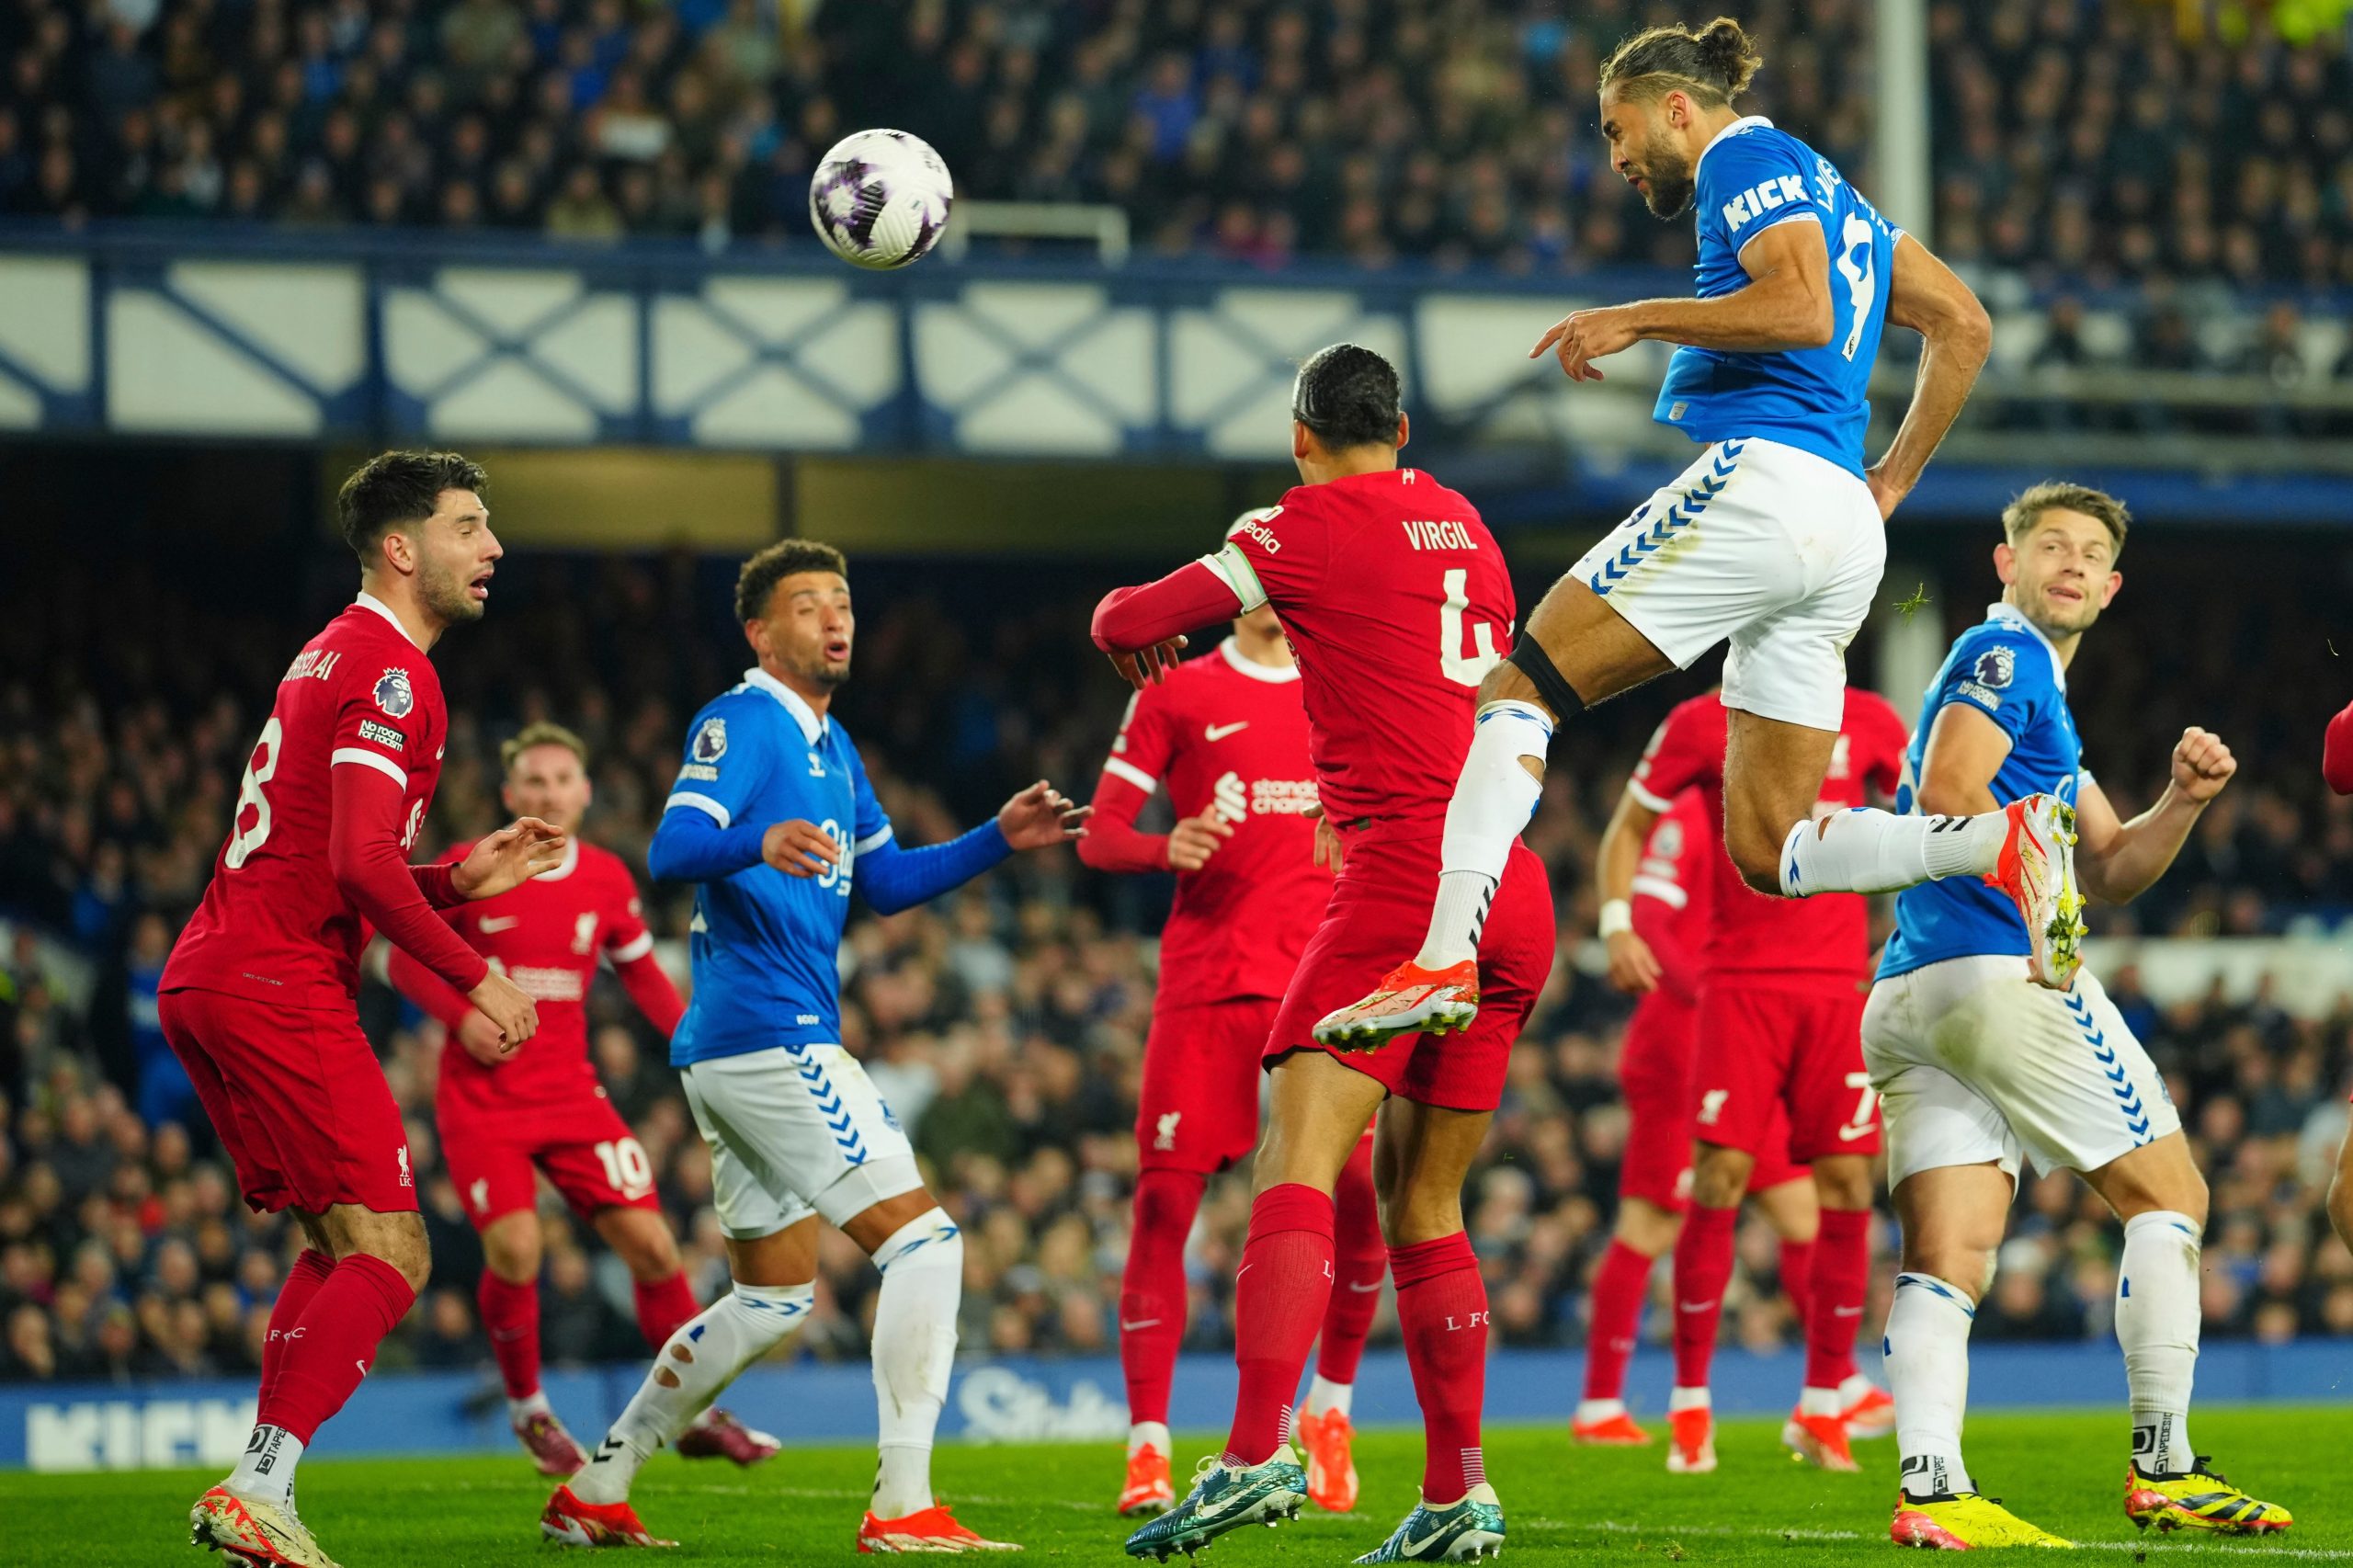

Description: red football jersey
[1631,785,1714,1002]
[165,596,457,1009]
[1097,637,1330,1006]
[426,838,661,1131]
[1628,689,1908,988]
[1215,470,1515,830]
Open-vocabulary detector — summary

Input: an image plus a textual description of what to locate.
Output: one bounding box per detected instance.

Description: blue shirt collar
[741,665,828,745]
[1984,601,2066,692]
[1694,114,1775,178]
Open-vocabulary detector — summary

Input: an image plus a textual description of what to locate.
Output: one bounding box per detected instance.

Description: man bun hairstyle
[735,538,850,624]
[501,720,588,774]
[2001,482,2131,560]
[1599,17,1763,106]
[337,449,487,565]
[1291,342,1403,451]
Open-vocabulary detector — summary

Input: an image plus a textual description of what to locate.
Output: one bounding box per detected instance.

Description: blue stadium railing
[3,220,2349,524]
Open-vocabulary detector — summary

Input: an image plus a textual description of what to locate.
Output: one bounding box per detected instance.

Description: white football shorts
[1861,956,2182,1187]
[680,1045,922,1239]
[1570,437,1884,733]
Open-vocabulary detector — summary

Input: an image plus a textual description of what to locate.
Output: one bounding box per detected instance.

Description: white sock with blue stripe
[1418,702,1551,968]
[1886,1271,1975,1501]
[870,1208,965,1518]
[1779,806,2005,897]
[2118,1210,2200,1476]
[574,1278,814,1505]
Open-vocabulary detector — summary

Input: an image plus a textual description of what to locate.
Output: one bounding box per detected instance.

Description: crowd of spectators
[0,0,2343,288]
[4,531,2353,1390]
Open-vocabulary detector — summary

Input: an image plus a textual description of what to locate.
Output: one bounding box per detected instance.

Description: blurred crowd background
[5,525,2352,1389]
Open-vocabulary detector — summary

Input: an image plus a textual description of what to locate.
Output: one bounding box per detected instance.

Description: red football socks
[1671,1203,1738,1389]
[259,1250,336,1406]
[478,1268,542,1401]
[1222,1183,1335,1467]
[1581,1238,1654,1403]
[1804,1208,1872,1390]
[1779,1234,1817,1328]
[259,1253,417,1444]
[1317,1141,1386,1386]
[1392,1232,1487,1503]
[632,1270,700,1352]
[1120,1167,1205,1426]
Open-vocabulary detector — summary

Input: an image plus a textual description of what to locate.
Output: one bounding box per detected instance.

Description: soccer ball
[808,130,954,271]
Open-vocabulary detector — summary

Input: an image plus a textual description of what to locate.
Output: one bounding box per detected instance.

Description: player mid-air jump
[1317,17,2082,1052]
[1096,344,1552,1564]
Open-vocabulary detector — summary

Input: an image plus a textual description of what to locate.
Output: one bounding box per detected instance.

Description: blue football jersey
[660,667,891,1064]
[1654,116,1899,477]
[1880,604,2090,979]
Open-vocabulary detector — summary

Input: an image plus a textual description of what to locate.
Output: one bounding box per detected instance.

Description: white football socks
[509,1389,552,1425]
[2118,1210,2201,1476]
[1885,1271,1976,1501]
[1304,1374,1353,1419]
[1129,1419,1172,1457]
[225,1424,303,1510]
[571,1279,813,1505]
[870,1209,966,1519]
[1416,701,1551,968]
[1779,807,2006,897]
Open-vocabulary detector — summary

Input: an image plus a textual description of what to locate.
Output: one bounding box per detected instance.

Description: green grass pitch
[17,1408,2344,1565]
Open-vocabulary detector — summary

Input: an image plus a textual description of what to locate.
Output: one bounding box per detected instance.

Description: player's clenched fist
[454,1009,512,1067]
[763,819,841,877]
[467,970,540,1051]
[1166,811,1233,871]
[2170,727,2235,801]
[1529,304,1641,382]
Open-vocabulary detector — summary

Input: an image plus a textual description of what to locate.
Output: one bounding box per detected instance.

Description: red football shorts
[160,985,418,1215]
[1619,990,1806,1210]
[438,1094,659,1227]
[1267,829,1555,1112]
[1690,980,1880,1161]
[1137,999,1277,1174]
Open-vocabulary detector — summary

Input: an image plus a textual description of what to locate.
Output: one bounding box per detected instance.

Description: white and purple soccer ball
[808,130,954,271]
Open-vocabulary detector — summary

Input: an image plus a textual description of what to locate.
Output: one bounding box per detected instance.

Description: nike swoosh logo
[1205,722,1249,741]
[479,915,519,932]
[1837,1122,1875,1141]
[1346,1280,1383,1293]
[1678,1301,1715,1313]
[1120,1319,1162,1331]
[1834,1306,1863,1316]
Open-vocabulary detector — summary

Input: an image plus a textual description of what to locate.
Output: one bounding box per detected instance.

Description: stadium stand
[5,529,2352,1387]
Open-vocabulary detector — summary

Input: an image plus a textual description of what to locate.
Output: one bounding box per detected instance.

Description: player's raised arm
[1863,233,1993,519]
[2071,730,2234,904]
[1539,219,1837,382]
[851,751,1086,915]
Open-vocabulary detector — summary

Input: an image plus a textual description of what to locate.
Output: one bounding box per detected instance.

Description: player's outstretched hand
[1167,811,1233,871]
[999,781,1091,850]
[454,816,569,900]
[1530,305,1639,382]
[1108,636,1188,691]
[467,971,539,1051]
[2171,726,2236,801]
[763,819,841,878]
[454,1010,511,1067]
[1605,929,1663,994]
